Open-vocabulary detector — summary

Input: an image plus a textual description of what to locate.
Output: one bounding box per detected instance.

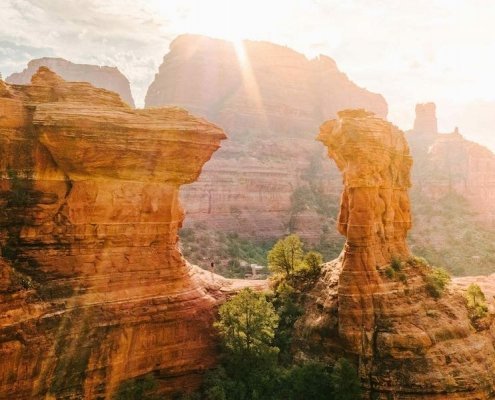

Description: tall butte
[295,109,495,398]
[0,68,226,398]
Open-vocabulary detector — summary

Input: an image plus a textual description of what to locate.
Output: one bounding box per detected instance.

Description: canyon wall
[146,34,387,242]
[7,57,135,108]
[295,110,495,399]
[0,68,226,399]
[145,36,495,279]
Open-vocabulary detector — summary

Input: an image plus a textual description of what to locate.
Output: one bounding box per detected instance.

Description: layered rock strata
[146,34,387,241]
[0,68,226,399]
[295,109,495,399]
[317,109,413,353]
[7,57,135,107]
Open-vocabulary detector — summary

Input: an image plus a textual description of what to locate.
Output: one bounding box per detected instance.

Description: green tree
[280,362,333,400]
[331,358,361,400]
[466,283,488,319]
[215,288,279,357]
[268,234,304,277]
[303,251,324,275]
[211,289,281,399]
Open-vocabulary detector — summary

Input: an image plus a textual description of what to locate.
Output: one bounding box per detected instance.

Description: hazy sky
[1,0,494,150]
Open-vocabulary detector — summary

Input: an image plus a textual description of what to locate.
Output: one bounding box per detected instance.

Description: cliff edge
[0,68,226,399]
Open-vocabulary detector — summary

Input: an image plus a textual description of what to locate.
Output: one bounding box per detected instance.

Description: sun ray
[232,39,270,132]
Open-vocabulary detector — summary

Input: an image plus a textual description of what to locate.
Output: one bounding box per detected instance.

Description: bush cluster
[425,267,451,298]
[465,283,488,320]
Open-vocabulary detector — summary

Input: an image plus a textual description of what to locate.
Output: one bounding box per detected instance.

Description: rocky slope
[0,68,227,399]
[146,34,387,242]
[7,57,135,107]
[294,110,495,399]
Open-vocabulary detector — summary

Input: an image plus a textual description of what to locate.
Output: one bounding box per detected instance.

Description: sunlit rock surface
[295,110,495,399]
[0,68,228,399]
[7,57,135,108]
[146,34,387,241]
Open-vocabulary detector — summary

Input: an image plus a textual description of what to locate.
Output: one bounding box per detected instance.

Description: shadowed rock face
[7,57,135,108]
[0,68,226,399]
[295,109,495,399]
[145,34,387,241]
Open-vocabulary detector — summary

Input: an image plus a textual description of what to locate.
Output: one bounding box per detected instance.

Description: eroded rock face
[317,109,413,352]
[146,34,387,241]
[7,57,135,107]
[0,68,226,399]
[295,109,495,399]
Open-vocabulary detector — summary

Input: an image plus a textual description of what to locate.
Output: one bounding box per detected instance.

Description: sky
[1,0,494,150]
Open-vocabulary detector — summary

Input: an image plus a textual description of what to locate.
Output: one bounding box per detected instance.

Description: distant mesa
[146,33,388,242]
[145,34,388,127]
[7,57,135,107]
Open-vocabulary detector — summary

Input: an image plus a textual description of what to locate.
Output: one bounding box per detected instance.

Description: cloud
[0,0,172,106]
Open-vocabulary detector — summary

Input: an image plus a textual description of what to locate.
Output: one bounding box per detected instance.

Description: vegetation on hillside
[409,191,495,276]
[198,288,361,400]
[180,227,273,278]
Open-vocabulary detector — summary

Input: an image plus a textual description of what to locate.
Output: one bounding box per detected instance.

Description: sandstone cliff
[294,110,495,399]
[0,68,226,399]
[7,57,135,108]
[146,34,387,243]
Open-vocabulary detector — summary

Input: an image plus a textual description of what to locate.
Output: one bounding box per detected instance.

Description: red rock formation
[317,109,413,352]
[145,34,387,241]
[0,68,226,399]
[413,102,438,135]
[7,57,135,107]
[408,103,495,227]
[295,109,495,398]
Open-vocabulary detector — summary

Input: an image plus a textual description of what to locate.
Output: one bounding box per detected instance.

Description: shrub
[385,266,395,279]
[391,256,402,271]
[397,272,408,283]
[465,284,488,320]
[425,267,451,298]
[407,256,429,269]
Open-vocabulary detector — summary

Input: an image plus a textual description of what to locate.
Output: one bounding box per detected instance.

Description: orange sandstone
[0,68,226,399]
[295,110,495,399]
